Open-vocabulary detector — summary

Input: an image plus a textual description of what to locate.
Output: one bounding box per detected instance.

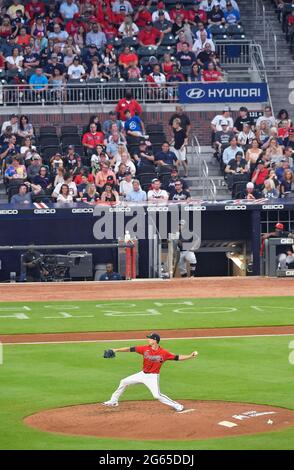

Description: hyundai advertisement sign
[179,83,268,103]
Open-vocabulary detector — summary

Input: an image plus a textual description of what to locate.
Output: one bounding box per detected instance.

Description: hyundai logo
[186,88,205,99]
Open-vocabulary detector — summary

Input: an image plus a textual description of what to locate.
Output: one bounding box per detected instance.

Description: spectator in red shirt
[170,2,187,22]
[251,160,269,189]
[25,0,46,21]
[138,21,163,47]
[134,5,152,28]
[65,13,86,36]
[187,3,207,25]
[201,62,223,82]
[119,46,138,71]
[116,90,143,121]
[82,123,106,153]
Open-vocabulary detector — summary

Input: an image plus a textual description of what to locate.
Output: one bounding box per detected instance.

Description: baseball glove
[103,349,116,359]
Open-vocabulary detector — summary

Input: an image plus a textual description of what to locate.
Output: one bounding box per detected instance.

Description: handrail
[191,135,216,201]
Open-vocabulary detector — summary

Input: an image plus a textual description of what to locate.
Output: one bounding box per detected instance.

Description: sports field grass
[1,337,294,450]
[1,296,294,335]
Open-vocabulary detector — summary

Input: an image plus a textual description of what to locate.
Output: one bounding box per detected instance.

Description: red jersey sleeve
[135,345,147,355]
[161,348,177,361]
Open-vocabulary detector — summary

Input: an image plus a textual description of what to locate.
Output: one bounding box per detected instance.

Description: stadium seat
[146,124,164,134]
[41,146,61,162]
[121,37,139,48]
[39,135,60,147]
[39,126,57,135]
[138,172,157,192]
[60,126,79,135]
[61,134,82,147]
[161,35,176,47]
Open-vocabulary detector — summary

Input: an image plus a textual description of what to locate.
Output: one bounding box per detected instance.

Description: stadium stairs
[238,0,294,120]
[186,145,231,200]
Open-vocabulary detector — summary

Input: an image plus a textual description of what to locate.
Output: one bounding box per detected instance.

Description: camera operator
[22,246,48,282]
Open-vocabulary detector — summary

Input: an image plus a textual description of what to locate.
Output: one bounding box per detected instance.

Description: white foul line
[2,332,294,346]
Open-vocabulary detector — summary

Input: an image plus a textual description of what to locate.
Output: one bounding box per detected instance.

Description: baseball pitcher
[103,333,198,412]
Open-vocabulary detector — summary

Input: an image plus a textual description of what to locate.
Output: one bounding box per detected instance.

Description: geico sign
[281,239,294,244]
[109,207,131,213]
[0,209,18,215]
[147,207,168,212]
[33,209,56,214]
[285,270,294,276]
[262,205,284,210]
[72,208,94,214]
[225,205,247,210]
[184,205,206,211]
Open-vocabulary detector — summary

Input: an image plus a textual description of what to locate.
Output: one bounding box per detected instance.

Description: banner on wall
[178,82,268,104]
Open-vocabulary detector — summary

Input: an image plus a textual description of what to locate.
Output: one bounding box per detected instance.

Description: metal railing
[192,135,216,201]
[254,0,278,70]
[0,81,181,107]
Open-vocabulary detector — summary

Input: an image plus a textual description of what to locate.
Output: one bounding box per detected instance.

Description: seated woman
[262,178,280,199]
[280,169,294,197]
[18,115,34,140]
[201,61,223,82]
[188,63,201,82]
[82,183,100,202]
[100,182,120,203]
[245,138,263,174]
[57,183,74,203]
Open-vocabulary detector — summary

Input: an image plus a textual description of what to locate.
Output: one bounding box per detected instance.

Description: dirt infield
[2,325,294,344]
[24,400,294,441]
[0,277,293,302]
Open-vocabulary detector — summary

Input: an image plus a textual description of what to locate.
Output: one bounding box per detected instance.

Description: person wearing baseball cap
[262,223,294,269]
[103,333,198,411]
[133,140,155,172]
[147,178,169,201]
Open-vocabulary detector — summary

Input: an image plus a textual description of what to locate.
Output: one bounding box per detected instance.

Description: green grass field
[1,296,294,335]
[1,297,294,450]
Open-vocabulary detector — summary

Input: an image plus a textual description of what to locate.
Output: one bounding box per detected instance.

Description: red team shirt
[133,345,177,374]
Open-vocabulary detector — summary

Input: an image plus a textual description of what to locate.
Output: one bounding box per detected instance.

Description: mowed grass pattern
[1,297,294,335]
[1,337,294,450]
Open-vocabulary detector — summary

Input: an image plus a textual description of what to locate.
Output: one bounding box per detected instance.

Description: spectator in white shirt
[59,0,79,20]
[255,106,276,129]
[112,0,133,15]
[86,23,107,49]
[152,6,171,23]
[119,172,134,198]
[1,114,18,135]
[192,31,215,56]
[118,15,139,37]
[48,24,69,47]
[67,56,86,79]
[211,107,234,132]
[6,47,24,70]
[200,0,220,11]
[147,178,169,202]
[220,0,240,12]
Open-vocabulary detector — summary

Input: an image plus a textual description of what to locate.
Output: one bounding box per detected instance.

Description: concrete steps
[238,0,294,119]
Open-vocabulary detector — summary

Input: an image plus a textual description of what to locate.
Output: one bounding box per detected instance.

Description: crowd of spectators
[0,99,193,204]
[211,105,294,199]
[0,0,245,99]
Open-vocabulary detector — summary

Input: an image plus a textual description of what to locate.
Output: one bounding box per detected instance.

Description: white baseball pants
[278,253,294,269]
[110,371,182,410]
[179,251,197,275]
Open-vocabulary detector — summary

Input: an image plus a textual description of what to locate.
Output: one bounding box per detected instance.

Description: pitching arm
[177,351,198,361]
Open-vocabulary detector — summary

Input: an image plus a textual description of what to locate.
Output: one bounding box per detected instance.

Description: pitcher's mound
[24,400,294,441]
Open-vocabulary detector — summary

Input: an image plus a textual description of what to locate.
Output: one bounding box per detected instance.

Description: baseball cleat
[175,405,184,412]
[102,400,118,407]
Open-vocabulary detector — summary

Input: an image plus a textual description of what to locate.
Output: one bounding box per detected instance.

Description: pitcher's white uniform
[108,345,183,411]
